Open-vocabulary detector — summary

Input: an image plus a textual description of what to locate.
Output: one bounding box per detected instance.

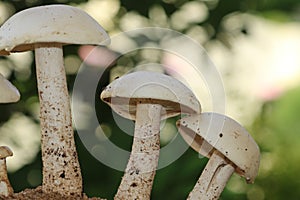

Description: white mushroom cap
[176,112,260,183]
[0,146,13,159]
[0,4,110,55]
[101,71,201,120]
[0,74,20,103]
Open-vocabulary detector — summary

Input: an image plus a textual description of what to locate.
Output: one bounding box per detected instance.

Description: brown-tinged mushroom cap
[101,71,201,120]
[0,74,20,103]
[0,4,110,55]
[176,112,260,183]
[0,146,13,159]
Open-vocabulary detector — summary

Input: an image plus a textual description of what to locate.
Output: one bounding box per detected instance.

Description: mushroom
[0,73,20,103]
[176,112,260,200]
[0,75,19,196]
[0,146,13,197]
[101,71,201,199]
[0,5,110,195]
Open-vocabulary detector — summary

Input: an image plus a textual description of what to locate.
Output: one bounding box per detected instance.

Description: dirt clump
[0,186,105,200]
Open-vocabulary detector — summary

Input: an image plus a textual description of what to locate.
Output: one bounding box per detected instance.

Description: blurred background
[0,0,300,199]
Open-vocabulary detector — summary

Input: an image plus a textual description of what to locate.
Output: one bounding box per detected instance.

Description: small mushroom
[176,112,260,200]
[101,71,201,199]
[0,146,13,197]
[0,73,20,103]
[0,5,110,195]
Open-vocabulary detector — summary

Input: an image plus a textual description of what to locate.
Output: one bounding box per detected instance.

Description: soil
[0,186,105,200]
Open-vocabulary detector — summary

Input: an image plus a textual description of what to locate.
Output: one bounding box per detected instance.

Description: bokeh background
[1,0,300,199]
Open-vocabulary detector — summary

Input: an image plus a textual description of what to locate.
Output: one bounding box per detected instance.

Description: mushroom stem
[0,159,13,196]
[187,151,235,200]
[115,103,162,200]
[35,44,82,195]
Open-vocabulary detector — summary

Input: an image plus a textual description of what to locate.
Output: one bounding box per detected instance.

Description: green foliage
[251,87,300,200]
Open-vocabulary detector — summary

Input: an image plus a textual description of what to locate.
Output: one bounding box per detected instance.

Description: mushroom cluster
[101,71,260,200]
[0,3,260,200]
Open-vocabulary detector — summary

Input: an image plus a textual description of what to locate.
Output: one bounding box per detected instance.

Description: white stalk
[35,43,82,195]
[115,103,162,200]
[187,151,235,200]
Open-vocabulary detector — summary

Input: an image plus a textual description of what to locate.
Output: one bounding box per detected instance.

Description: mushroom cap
[0,4,110,55]
[0,146,13,159]
[0,74,20,103]
[101,71,201,120]
[176,112,260,183]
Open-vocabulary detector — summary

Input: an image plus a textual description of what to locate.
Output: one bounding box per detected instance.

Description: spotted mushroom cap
[101,71,201,120]
[176,112,260,183]
[0,74,20,103]
[0,146,13,159]
[0,4,110,55]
